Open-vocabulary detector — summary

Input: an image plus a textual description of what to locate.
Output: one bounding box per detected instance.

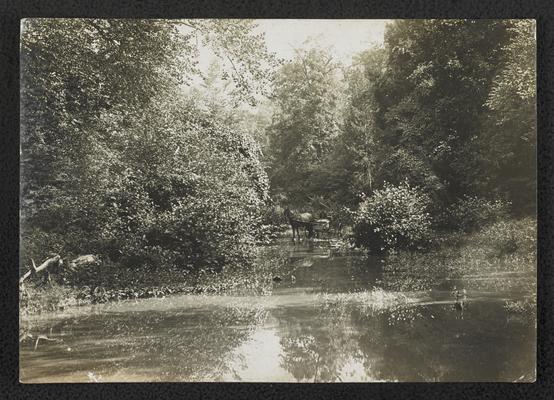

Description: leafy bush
[21,99,270,281]
[330,206,356,233]
[20,19,275,287]
[19,282,84,315]
[260,203,287,227]
[476,217,536,259]
[378,217,536,292]
[353,181,433,253]
[447,196,511,232]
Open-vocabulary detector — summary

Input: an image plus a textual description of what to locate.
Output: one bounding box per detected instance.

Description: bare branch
[19,255,61,284]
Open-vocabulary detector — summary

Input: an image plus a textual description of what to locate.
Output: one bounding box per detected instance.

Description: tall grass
[378,217,536,294]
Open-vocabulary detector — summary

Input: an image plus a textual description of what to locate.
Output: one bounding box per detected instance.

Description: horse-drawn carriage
[312,219,330,237]
[284,208,330,240]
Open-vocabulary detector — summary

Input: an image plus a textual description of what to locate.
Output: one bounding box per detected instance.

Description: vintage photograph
[19,19,536,382]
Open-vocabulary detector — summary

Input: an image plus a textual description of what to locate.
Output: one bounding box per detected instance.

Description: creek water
[19,239,536,382]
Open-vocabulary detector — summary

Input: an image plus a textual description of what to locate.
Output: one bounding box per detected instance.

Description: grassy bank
[20,218,536,317]
[377,217,536,291]
[377,217,536,318]
[19,243,292,316]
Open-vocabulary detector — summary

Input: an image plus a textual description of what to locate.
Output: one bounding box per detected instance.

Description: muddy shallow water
[20,239,536,382]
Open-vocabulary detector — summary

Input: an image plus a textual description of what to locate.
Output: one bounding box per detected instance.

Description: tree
[267,46,342,208]
[331,48,387,207]
[20,19,274,274]
[96,96,269,272]
[480,20,536,213]
[186,58,275,153]
[373,20,513,207]
[179,19,278,105]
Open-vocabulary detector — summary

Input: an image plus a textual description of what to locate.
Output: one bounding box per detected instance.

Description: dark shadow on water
[20,239,536,382]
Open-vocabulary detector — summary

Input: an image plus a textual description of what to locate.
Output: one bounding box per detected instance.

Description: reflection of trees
[351,302,536,382]
[20,305,268,382]
[275,297,453,382]
[351,305,447,381]
[275,294,536,383]
[276,306,361,382]
[143,306,268,381]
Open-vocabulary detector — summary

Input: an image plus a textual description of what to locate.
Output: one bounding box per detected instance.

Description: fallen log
[19,255,62,284]
[19,254,99,285]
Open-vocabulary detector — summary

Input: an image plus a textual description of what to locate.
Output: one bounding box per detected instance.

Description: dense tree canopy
[374,20,512,202]
[20,18,537,273]
[480,20,536,213]
[332,48,387,207]
[267,47,342,208]
[265,19,535,243]
[21,19,273,273]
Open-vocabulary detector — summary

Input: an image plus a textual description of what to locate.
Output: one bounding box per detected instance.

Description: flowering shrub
[353,181,434,252]
[447,196,510,232]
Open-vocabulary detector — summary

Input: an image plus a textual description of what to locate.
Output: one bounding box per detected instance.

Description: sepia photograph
[19,18,536,383]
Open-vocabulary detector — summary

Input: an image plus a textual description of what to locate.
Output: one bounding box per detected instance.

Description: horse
[284,208,315,241]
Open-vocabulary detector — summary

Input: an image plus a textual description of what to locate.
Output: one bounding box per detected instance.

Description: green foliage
[447,196,511,232]
[353,181,433,253]
[267,20,535,222]
[370,20,535,211]
[186,58,276,145]
[482,218,535,259]
[379,217,536,293]
[480,20,536,213]
[20,19,273,282]
[487,21,535,110]
[331,48,386,206]
[374,21,504,199]
[267,46,342,207]
[20,282,83,315]
[20,18,537,302]
[181,19,279,105]
[23,97,270,276]
[314,19,537,223]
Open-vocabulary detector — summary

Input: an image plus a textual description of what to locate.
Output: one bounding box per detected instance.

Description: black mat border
[1,0,553,399]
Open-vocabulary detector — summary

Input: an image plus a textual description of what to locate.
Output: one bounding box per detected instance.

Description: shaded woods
[20,20,276,308]
[20,20,536,313]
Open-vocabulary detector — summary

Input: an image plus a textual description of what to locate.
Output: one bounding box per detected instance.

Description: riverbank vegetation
[378,217,536,293]
[20,19,536,316]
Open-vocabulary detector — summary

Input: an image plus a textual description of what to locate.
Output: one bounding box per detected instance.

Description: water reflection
[21,304,268,382]
[20,240,536,382]
[273,298,535,382]
[277,305,360,382]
